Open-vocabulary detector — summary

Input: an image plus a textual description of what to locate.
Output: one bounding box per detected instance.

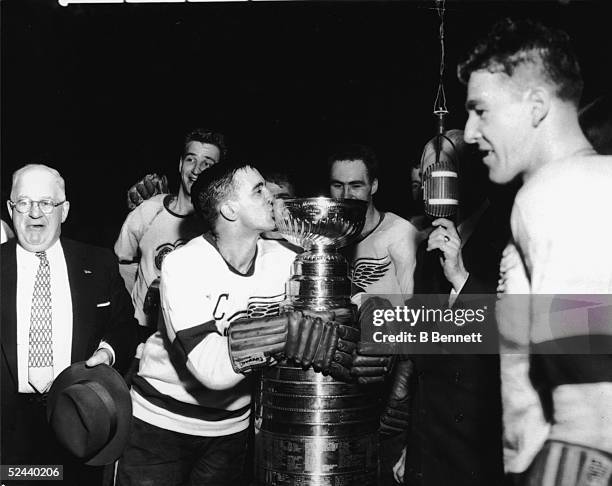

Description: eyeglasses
[8,198,66,215]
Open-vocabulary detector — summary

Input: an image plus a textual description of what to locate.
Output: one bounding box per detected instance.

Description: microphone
[422,153,458,219]
[420,118,459,220]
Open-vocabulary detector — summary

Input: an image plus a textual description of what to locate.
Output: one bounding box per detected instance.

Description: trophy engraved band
[255,197,379,486]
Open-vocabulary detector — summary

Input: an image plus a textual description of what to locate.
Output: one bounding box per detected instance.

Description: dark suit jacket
[1,237,137,474]
[403,202,511,486]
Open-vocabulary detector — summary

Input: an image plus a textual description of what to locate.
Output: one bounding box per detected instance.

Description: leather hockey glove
[227,310,360,380]
[285,309,360,382]
[351,296,396,384]
[227,313,291,373]
[143,277,161,317]
[379,357,413,438]
[127,173,169,210]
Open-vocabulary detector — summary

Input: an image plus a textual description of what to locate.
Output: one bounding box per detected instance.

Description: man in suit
[390,130,513,486]
[1,163,137,484]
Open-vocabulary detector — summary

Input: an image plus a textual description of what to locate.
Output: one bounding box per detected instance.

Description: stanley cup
[255,197,380,486]
[274,196,367,311]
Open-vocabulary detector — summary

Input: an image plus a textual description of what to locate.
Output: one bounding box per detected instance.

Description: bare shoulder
[381,212,419,239]
[518,155,612,208]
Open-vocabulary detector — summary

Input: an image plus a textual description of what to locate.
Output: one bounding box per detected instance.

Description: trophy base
[285,295,353,312]
[254,364,380,486]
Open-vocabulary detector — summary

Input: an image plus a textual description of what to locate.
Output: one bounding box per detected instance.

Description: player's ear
[370,178,379,196]
[61,201,70,223]
[529,86,550,127]
[219,199,238,222]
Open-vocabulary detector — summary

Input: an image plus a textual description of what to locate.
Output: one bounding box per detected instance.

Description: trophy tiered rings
[254,197,380,486]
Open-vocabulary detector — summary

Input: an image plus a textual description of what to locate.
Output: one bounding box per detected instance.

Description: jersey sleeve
[160,248,244,391]
[114,205,145,264]
[388,220,419,296]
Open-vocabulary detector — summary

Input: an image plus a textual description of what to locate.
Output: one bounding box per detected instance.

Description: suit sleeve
[100,249,139,374]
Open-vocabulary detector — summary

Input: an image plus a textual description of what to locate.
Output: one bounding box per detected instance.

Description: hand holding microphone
[427,218,468,292]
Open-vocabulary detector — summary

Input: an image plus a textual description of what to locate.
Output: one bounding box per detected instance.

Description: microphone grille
[423,159,459,219]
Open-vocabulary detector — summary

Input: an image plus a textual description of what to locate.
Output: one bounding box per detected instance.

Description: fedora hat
[46,362,132,466]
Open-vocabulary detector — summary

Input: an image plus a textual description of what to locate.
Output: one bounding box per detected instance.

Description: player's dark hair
[327,144,379,183]
[191,161,252,229]
[457,18,583,106]
[183,128,228,162]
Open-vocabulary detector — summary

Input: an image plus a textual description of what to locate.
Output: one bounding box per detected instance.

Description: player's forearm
[395,260,416,296]
[390,239,417,296]
[187,333,245,391]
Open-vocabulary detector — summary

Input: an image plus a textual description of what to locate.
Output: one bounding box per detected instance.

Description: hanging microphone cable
[421,0,459,220]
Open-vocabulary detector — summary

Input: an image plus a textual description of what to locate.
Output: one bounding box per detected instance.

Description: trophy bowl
[273,197,367,250]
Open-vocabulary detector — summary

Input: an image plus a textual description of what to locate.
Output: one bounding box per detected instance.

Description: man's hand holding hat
[85,348,114,367]
[46,362,132,466]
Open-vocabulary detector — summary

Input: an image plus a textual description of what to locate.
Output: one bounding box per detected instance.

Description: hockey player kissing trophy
[228,196,386,485]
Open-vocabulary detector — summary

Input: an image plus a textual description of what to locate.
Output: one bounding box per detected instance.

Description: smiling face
[463,70,535,184]
[231,167,276,233]
[179,141,221,196]
[8,165,70,252]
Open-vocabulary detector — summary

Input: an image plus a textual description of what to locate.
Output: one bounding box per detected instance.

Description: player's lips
[479,148,495,165]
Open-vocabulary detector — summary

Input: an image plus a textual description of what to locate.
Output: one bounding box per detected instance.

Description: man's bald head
[10,164,66,201]
[8,164,70,252]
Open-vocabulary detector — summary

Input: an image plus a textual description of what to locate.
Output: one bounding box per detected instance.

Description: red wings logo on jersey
[351,256,392,292]
[225,293,285,323]
[247,294,284,319]
[154,239,190,271]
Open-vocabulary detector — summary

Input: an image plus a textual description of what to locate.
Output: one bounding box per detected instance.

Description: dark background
[2,0,611,248]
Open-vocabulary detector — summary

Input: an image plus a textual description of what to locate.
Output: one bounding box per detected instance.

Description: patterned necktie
[28,251,53,394]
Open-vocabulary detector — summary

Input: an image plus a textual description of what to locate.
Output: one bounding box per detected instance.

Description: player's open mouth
[481,149,494,164]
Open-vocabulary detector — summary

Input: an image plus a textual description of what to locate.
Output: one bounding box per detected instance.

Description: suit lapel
[1,241,19,387]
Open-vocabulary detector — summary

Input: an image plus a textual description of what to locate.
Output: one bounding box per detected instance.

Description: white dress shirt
[16,240,73,392]
[15,240,116,393]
